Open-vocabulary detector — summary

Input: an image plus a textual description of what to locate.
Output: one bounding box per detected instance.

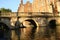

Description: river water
[0,21,60,40]
[11,26,60,40]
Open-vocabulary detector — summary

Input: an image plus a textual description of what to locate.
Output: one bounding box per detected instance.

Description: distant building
[17,0,60,13]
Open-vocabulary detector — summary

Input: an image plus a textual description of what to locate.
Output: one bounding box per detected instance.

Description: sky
[0,0,33,12]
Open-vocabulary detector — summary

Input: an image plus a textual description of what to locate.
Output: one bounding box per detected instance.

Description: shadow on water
[0,22,11,40]
[44,19,57,40]
[25,19,37,40]
[14,19,57,40]
[49,20,57,40]
[49,20,56,31]
[15,20,21,40]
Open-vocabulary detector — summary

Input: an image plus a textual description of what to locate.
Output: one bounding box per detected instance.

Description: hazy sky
[0,0,33,12]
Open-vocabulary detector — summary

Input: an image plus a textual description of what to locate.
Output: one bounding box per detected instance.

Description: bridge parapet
[0,12,16,17]
[0,12,60,17]
[18,12,60,17]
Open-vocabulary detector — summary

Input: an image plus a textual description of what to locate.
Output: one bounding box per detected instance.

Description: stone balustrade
[0,12,60,17]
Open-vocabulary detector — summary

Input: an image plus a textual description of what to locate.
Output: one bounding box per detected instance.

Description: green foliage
[0,11,1,13]
[0,8,12,12]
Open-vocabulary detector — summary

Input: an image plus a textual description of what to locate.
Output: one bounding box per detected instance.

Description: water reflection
[21,19,37,40]
[19,19,57,40]
[0,19,58,40]
[0,22,11,40]
[43,19,57,40]
[15,20,21,40]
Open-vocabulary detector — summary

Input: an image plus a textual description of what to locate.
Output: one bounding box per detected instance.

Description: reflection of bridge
[0,12,60,40]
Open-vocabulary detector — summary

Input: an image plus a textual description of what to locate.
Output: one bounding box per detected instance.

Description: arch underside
[0,22,11,40]
[23,19,37,27]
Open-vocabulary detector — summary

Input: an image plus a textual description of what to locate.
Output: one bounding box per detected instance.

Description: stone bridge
[0,12,60,40]
[0,12,60,26]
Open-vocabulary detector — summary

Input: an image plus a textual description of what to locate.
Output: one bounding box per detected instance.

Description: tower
[17,0,24,12]
[21,0,23,4]
[50,0,58,14]
[24,1,32,12]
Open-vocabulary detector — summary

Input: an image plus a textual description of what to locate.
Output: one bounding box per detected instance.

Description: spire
[21,0,23,4]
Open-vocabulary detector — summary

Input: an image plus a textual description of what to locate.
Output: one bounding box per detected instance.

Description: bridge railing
[0,12,60,17]
[0,12,16,17]
[18,12,60,17]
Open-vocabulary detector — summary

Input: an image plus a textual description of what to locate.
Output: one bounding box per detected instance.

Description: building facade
[18,0,60,13]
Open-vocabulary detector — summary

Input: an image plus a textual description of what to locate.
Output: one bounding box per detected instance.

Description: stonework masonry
[18,0,60,13]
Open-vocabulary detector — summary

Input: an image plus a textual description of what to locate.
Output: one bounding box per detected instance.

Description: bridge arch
[48,19,56,34]
[0,21,11,28]
[23,19,38,28]
[22,19,38,40]
[48,19,56,29]
[0,22,10,29]
[0,22,11,40]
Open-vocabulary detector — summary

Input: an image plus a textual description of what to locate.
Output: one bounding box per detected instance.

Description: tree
[0,11,1,13]
[0,8,12,12]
